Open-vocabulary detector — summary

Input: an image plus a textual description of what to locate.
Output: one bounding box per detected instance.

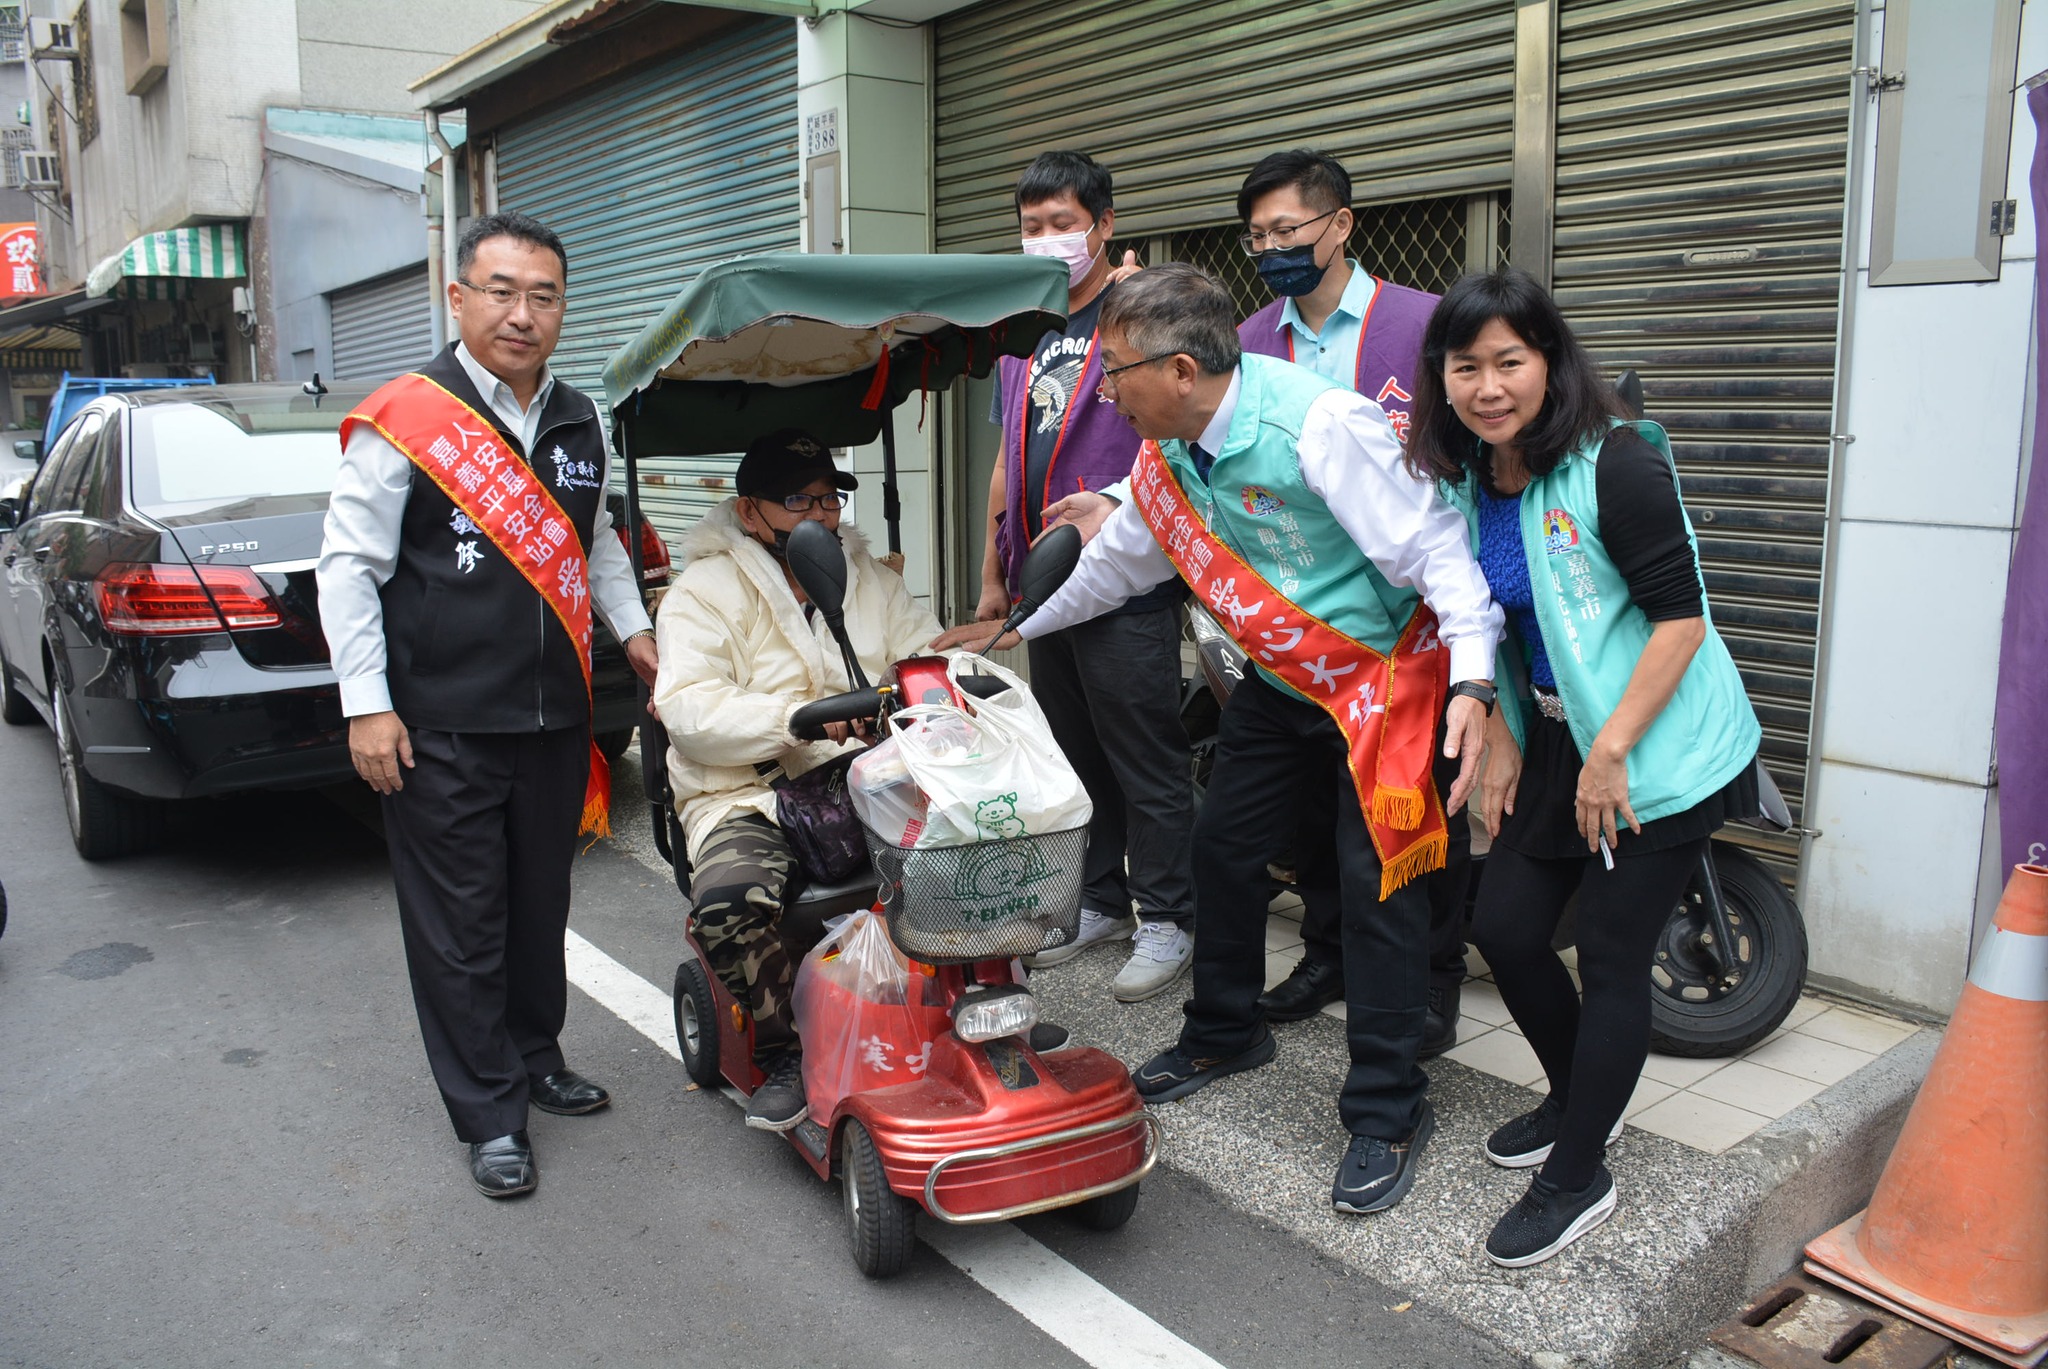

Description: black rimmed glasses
[763,492,846,513]
[1236,207,1340,256]
[1098,353,1175,392]
[457,278,566,313]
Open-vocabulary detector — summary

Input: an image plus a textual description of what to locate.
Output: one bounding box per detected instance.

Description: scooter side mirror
[1613,369,1645,420]
[786,518,849,619]
[1008,523,1082,627]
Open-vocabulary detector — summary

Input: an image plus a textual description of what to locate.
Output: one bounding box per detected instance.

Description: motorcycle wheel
[1648,845,1808,1058]
[842,1118,916,1278]
[672,957,722,1088]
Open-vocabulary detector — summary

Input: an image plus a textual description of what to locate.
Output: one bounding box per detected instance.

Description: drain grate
[1708,1272,1956,1369]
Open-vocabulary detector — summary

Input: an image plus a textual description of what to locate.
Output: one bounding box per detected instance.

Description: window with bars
[1153,193,1511,319]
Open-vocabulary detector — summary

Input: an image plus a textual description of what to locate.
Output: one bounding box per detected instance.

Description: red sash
[342,373,610,837]
[1130,443,1447,895]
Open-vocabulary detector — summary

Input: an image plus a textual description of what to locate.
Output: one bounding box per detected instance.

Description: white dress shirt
[318,343,654,718]
[1021,368,1502,685]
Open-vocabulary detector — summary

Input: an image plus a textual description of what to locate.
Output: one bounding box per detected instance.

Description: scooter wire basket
[861,822,1088,964]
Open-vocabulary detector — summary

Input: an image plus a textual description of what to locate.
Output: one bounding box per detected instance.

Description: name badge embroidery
[549,444,602,491]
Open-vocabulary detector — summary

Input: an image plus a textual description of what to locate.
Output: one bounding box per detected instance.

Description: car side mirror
[14,439,41,462]
[0,496,19,532]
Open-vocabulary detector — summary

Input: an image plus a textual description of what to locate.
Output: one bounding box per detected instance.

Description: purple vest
[1238,276,1439,446]
[994,342,1141,590]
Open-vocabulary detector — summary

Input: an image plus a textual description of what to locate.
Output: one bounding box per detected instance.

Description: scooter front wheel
[672,957,722,1088]
[1066,1181,1141,1231]
[841,1118,916,1278]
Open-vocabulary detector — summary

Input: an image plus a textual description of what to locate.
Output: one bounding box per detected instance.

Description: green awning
[86,223,247,299]
[602,252,1068,454]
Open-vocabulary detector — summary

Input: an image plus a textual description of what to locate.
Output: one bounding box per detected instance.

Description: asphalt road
[0,715,1519,1369]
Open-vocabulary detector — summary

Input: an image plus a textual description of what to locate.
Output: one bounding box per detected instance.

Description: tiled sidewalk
[1263,893,1923,1155]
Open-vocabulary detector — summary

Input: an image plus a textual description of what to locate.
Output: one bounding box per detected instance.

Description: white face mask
[1021,222,1101,287]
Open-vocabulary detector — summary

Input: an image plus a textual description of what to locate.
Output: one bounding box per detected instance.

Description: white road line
[562,928,1226,1369]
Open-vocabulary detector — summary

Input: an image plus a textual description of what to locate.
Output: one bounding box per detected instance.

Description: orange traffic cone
[1805,863,2048,1368]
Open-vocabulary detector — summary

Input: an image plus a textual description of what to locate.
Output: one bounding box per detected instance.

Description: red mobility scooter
[601,255,1158,1277]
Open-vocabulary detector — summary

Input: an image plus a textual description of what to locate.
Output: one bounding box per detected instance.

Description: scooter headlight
[951,986,1040,1043]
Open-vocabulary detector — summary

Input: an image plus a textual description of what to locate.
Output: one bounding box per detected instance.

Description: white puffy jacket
[652,498,942,865]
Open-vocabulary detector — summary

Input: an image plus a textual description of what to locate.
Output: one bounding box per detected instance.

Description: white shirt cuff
[1448,637,1494,688]
[339,673,394,717]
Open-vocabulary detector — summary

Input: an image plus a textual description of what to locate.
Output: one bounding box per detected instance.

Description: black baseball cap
[735,428,859,500]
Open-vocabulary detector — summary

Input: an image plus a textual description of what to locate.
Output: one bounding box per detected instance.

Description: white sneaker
[1111,921,1194,1003]
[1027,907,1137,968]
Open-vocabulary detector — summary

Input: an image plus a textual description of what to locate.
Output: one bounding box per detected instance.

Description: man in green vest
[946,264,1502,1214]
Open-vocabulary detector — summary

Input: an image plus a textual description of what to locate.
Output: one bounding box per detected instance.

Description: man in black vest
[318,212,658,1198]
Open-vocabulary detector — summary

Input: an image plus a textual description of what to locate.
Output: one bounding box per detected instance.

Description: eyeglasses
[1097,353,1174,392]
[1236,207,1340,256]
[456,278,566,314]
[759,492,845,513]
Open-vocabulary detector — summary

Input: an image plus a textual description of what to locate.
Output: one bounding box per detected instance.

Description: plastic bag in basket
[865,653,1092,850]
[791,909,951,1123]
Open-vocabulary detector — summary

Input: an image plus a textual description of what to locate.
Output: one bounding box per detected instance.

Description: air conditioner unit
[29,18,75,58]
[17,149,59,189]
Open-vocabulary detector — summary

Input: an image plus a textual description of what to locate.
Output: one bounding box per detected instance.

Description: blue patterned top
[1474,482,1555,688]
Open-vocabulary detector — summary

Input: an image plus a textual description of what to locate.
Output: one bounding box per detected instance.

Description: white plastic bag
[866,654,1092,849]
[791,909,949,1121]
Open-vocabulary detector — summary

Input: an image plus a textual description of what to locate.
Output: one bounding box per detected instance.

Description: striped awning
[86,223,246,299]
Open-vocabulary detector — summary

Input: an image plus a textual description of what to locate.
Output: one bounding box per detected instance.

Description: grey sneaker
[1027,907,1136,968]
[1111,921,1194,1003]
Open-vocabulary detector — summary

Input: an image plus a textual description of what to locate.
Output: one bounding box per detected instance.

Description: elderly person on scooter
[937,263,1502,1215]
[652,428,941,1132]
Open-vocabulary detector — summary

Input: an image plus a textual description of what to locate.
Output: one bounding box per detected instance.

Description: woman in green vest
[1407,267,1761,1268]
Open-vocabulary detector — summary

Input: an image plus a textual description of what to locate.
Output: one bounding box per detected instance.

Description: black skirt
[1493,711,1760,862]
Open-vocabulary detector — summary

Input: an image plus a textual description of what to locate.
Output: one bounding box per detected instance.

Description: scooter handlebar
[789,688,885,739]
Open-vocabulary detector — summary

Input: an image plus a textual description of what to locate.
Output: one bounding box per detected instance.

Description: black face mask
[758,521,838,562]
[1255,242,1329,298]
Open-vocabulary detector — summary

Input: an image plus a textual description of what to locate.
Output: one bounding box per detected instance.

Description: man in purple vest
[971,151,1197,1003]
[1233,150,1472,1053]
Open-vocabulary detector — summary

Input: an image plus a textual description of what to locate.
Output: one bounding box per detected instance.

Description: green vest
[1163,355,1420,697]
[1444,420,1759,823]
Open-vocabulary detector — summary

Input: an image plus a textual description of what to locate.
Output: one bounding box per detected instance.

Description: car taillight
[97,563,283,635]
[618,515,671,585]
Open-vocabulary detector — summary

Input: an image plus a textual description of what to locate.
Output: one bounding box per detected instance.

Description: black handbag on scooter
[771,753,867,883]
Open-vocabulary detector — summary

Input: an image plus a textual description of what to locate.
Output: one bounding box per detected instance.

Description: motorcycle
[1178,369,1809,1058]
[603,254,1156,1277]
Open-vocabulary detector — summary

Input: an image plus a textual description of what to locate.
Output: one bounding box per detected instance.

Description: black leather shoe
[1419,982,1461,1060]
[529,1068,611,1116]
[1258,956,1344,1023]
[469,1130,537,1198]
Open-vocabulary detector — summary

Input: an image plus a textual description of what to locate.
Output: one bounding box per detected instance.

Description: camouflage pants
[689,813,798,1063]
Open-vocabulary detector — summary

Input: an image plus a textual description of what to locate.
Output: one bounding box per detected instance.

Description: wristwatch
[1448,680,1497,716]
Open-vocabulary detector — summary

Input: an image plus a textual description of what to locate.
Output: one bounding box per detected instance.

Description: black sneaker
[1332,1098,1436,1214]
[1028,1022,1071,1053]
[1418,982,1460,1060]
[1483,1097,1626,1169]
[1131,1029,1276,1103]
[1485,1166,1618,1267]
[744,1051,807,1132]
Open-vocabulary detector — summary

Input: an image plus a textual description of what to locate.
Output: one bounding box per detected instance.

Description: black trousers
[1027,605,1196,925]
[1473,836,1709,1190]
[1183,673,1430,1139]
[382,726,588,1143]
[1294,733,1472,996]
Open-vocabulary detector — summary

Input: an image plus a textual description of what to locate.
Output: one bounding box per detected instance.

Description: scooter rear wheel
[1066,1181,1141,1232]
[672,956,722,1088]
[841,1118,916,1278]
[1648,846,1808,1057]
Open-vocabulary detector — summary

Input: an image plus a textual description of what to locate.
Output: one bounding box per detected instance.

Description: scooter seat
[781,865,880,953]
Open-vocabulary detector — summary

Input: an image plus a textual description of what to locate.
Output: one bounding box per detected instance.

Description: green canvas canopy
[601,253,1068,455]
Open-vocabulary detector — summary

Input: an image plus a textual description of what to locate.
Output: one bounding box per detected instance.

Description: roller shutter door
[933,0,1517,253]
[330,265,432,382]
[1552,0,1854,854]
[496,18,799,543]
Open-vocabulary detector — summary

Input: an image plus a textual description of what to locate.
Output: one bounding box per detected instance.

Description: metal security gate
[496,17,799,543]
[933,0,1518,253]
[330,265,432,382]
[1552,0,1855,848]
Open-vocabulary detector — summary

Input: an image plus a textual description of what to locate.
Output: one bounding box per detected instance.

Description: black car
[0,383,670,860]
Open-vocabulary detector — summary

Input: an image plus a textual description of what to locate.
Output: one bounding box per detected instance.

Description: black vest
[377,345,610,733]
